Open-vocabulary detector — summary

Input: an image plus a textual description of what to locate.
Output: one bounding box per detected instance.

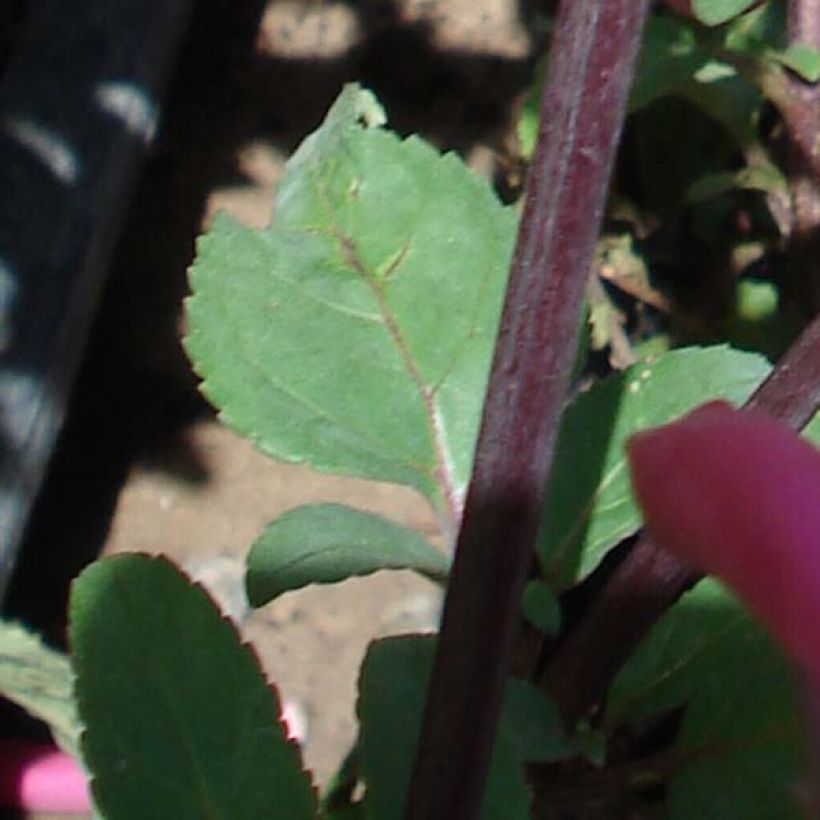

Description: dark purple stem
[771,0,820,311]
[403,3,650,818]
[544,313,820,722]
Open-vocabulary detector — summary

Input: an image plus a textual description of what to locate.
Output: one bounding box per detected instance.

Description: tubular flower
[627,401,820,681]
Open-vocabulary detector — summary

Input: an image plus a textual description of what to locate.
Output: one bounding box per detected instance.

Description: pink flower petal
[627,401,820,680]
[0,740,91,813]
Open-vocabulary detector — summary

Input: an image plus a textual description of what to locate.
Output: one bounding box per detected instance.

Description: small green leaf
[539,346,771,584]
[630,16,710,111]
[71,555,318,820]
[628,12,763,147]
[517,57,545,157]
[246,503,449,607]
[686,162,788,202]
[692,0,761,26]
[805,411,820,443]
[723,0,784,53]
[735,279,779,321]
[357,635,530,820]
[501,677,581,763]
[186,84,515,518]
[607,579,802,819]
[769,42,820,82]
[677,67,761,148]
[521,581,561,635]
[723,280,802,360]
[0,620,80,757]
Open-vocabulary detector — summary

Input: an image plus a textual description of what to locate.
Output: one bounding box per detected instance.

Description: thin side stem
[770,0,820,312]
[403,3,650,818]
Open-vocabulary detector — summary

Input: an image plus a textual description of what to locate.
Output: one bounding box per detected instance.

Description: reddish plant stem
[775,0,820,311]
[544,313,820,723]
[745,313,820,427]
[403,3,650,818]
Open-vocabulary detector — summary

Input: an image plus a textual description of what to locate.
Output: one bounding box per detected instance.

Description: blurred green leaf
[723,280,802,360]
[71,555,318,820]
[539,346,772,584]
[687,162,787,202]
[630,16,710,111]
[246,503,448,607]
[607,579,802,819]
[521,580,561,635]
[676,67,761,148]
[357,635,531,820]
[186,84,515,518]
[501,677,586,763]
[0,620,79,757]
[769,42,820,81]
[723,2,820,80]
[692,0,762,26]
[734,279,779,321]
[517,56,544,157]
[723,0,785,55]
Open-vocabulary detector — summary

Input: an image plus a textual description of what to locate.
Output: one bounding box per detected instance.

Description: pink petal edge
[627,401,820,681]
[0,740,91,813]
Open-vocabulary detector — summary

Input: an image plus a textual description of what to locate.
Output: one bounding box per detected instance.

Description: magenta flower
[627,401,820,681]
[0,740,90,813]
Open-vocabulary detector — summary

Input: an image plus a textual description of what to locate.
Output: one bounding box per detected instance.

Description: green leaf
[501,677,583,763]
[185,84,515,517]
[686,162,788,202]
[539,346,771,584]
[677,66,761,148]
[70,555,318,820]
[692,0,761,26]
[607,579,802,819]
[630,13,762,146]
[723,0,784,53]
[724,280,803,361]
[630,16,711,112]
[517,56,545,158]
[357,635,531,820]
[246,503,449,607]
[0,620,80,757]
[806,411,820,443]
[769,42,820,82]
[521,580,561,635]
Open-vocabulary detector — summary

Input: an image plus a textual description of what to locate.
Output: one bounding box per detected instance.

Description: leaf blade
[246,503,448,607]
[0,620,80,757]
[357,635,531,820]
[185,85,515,518]
[70,554,318,820]
[607,579,802,819]
[692,0,761,26]
[539,346,772,584]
